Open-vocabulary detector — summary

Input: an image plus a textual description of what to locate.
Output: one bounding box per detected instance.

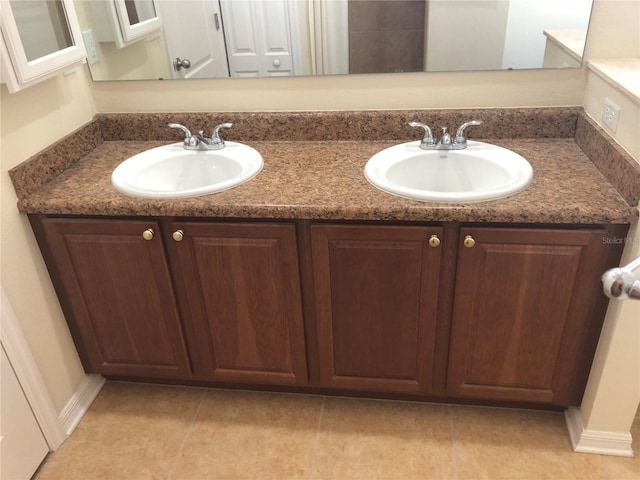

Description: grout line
[450,405,459,480]
[308,396,327,480]
[166,389,207,480]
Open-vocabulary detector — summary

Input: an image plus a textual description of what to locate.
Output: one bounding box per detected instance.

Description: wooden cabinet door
[311,224,443,394]
[35,218,192,379]
[447,227,618,405]
[168,222,307,385]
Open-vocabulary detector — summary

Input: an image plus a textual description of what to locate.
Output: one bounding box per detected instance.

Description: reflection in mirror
[11,0,73,60]
[74,0,594,82]
[124,0,157,25]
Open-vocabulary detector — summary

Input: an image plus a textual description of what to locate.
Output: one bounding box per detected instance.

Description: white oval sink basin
[364,140,533,202]
[112,142,263,199]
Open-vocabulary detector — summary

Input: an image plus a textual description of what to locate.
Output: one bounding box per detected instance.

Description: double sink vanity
[11,107,640,409]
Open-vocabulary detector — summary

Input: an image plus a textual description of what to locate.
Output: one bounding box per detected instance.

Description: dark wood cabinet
[311,224,443,394]
[167,221,308,386]
[446,226,624,405]
[34,218,192,379]
[31,215,626,407]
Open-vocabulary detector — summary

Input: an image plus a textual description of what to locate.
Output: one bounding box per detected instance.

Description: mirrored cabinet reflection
[87,0,162,49]
[0,0,87,93]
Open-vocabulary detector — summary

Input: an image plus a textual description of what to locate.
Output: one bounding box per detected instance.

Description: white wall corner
[59,374,105,436]
[1,287,67,450]
[565,407,635,457]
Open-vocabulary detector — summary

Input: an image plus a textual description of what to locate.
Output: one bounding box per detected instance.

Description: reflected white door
[157,0,229,79]
[0,346,49,480]
[220,0,295,77]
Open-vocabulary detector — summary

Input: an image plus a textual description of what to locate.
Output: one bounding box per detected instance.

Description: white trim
[59,374,105,436]
[565,407,635,457]
[0,0,86,85]
[0,287,66,450]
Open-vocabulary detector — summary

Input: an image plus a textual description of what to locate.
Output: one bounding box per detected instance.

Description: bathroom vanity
[12,108,640,410]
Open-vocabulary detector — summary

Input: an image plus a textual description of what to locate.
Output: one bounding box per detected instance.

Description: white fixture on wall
[87,0,162,49]
[602,98,621,133]
[0,0,86,93]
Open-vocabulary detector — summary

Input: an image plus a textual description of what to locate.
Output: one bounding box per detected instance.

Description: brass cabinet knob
[172,230,184,242]
[142,228,154,241]
[463,235,476,248]
[428,234,441,248]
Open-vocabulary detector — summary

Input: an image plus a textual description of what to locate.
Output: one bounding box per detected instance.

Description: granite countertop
[17,137,638,224]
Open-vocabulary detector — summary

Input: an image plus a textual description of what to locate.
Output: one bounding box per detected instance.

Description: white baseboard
[59,374,106,436]
[565,407,635,457]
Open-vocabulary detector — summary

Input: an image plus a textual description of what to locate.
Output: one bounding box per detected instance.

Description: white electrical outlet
[602,98,621,133]
[82,29,100,66]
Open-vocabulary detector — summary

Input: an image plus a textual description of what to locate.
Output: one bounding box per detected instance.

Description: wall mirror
[74,0,594,82]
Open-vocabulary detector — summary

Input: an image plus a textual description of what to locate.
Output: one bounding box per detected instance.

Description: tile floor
[35,382,639,480]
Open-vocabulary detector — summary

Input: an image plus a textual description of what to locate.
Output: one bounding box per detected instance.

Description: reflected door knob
[463,235,476,248]
[428,235,441,248]
[174,57,191,72]
[172,230,184,242]
[142,229,154,241]
[273,59,280,67]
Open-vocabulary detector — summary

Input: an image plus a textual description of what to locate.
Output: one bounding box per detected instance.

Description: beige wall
[1,67,96,411]
[584,72,640,160]
[579,64,640,432]
[0,0,638,419]
[579,0,640,430]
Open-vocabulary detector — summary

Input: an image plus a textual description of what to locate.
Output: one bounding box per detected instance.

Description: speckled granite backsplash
[96,107,581,142]
[575,114,640,206]
[9,121,103,199]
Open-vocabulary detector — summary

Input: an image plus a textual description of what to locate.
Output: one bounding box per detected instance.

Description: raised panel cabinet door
[35,217,191,379]
[447,227,618,405]
[169,222,307,385]
[311,224,443,394]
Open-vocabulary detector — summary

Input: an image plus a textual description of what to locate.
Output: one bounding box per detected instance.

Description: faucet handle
[168,123,199,148]
[210,122,233,145]
[409,121,435,146]
[454,120,482,146]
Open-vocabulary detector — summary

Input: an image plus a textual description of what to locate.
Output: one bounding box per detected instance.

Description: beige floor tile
[170,389,323,480]
[34,382,204,480]
[602,418,640,480]
[452,406,609,480]
[311,398,455,480]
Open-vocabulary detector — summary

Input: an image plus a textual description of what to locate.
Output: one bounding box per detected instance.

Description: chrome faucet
[168,122,233,150]
[409,119,482,150]
[453,120,483,148]
[197,122,233,150]
[168,123,199,149]
[408,121,435,148]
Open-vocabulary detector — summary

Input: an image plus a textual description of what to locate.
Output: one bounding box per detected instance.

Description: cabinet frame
[30,216,193,379]
[311,223,445,394]
[162,219,308,386]
[446,224,628,406]
[0,0,86,91]
[87,0,162,49]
